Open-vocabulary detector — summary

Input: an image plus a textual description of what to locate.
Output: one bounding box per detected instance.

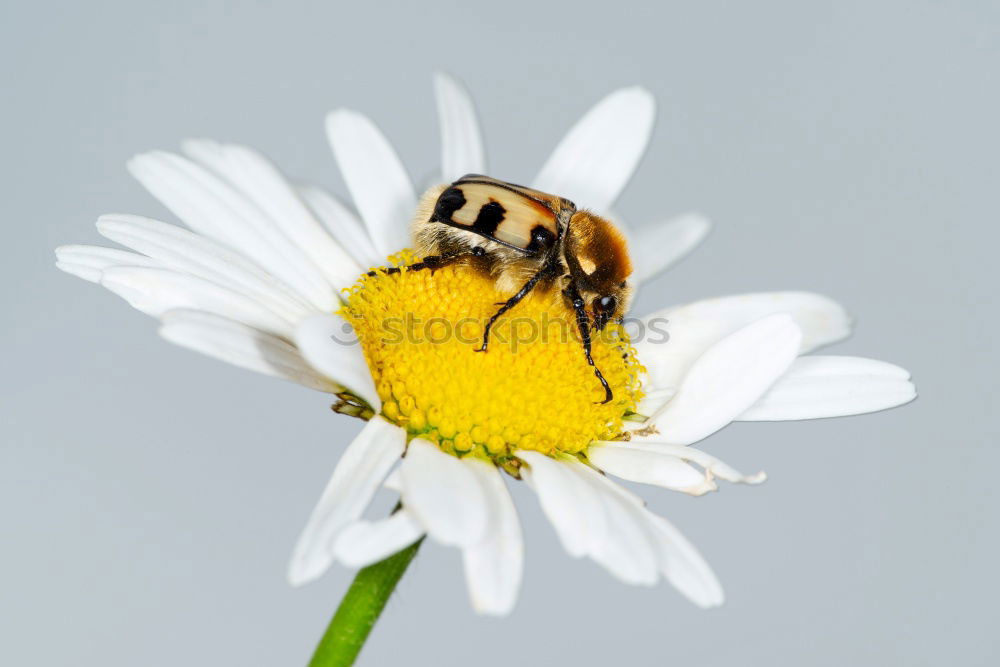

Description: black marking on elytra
[431,186,467,224]
[526,225,556,253]
[472,200,506,236]
[455,174,568,218]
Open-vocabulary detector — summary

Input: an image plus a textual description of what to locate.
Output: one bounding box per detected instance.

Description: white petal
[99,266,294,337]
[587,442,715,495]
[461,459,523,616]
[160,309,336,392]
[638,442,766,486]
[297,185,382,268]
[639,314,802,445]
[636,387,675,418]
[382,468,402,492]
[635,292,850,405]
[97,214,312,322]
[182,140,363,290]
[517,450,607,558]
[644,512,724,608]
[590,441,766,495]
[55,262,102,283]
[434,72,486,181]
[633,213,711,284]
[326,110,416,257]
[400,440,490,548]
[567,461,660,586]
[520,451,718,602]
[127,151,336,311]
[55,244,161,283]
[738,356,916,421]
[294,314,380,411]
[533,86,655,211]
[287,418,406,586]
[332,507,424,568]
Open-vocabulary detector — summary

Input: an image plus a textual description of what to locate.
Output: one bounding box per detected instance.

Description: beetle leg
[477,263,549,352]
[565,283,613,404]
[367,247,486,277]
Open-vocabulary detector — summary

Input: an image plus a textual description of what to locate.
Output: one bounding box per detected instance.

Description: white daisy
[55,72,916,617]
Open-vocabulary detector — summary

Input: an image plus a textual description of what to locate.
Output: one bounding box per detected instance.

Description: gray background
[3,1,997,665]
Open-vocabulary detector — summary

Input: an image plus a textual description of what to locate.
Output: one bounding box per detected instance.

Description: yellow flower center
[341,252,643,471]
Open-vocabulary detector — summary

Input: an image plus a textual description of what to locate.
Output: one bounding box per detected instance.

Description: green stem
[308,538,424,667]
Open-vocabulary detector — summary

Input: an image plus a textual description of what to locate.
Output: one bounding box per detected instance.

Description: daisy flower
[56,73,915,648]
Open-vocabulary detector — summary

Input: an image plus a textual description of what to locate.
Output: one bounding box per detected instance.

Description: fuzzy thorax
[341,252,644,470]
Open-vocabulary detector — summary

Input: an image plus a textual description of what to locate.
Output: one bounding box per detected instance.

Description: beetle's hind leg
[367,246,486,277]
[565,284,613,404]
[477,263,549,352]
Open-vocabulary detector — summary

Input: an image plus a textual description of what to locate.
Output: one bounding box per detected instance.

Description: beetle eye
[593,296,617,314]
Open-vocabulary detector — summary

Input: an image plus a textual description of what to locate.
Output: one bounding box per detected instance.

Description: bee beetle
[396,174,633,403]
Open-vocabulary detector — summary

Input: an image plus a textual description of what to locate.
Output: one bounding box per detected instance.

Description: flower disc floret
[341,253,644,467]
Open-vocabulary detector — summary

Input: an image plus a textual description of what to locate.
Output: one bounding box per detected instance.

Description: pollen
[341,252,643,469]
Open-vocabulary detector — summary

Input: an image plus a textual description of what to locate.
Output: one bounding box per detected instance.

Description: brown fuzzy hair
[567,211,633,288]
